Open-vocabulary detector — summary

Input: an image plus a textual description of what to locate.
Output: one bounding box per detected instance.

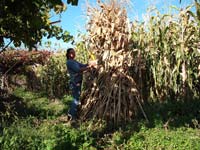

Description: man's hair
[66,48,74,59]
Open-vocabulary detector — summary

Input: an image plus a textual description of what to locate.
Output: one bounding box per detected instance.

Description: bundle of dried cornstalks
[79,0,147,124]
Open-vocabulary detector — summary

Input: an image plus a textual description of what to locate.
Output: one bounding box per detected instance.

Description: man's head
[66,48,75,59]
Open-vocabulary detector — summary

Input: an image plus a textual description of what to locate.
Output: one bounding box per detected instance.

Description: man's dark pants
[68,82,81,119]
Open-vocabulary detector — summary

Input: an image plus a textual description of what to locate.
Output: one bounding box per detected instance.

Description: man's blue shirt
[67,59,88,84]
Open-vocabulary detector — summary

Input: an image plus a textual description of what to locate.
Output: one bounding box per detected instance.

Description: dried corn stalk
[79,0,147,124]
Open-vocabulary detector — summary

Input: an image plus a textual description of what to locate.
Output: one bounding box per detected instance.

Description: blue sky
[44,0,194,50]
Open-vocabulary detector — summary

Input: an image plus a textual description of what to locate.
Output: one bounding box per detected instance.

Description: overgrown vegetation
[0,88,199,150]
[0,0,200,149]
[0,50,71,98]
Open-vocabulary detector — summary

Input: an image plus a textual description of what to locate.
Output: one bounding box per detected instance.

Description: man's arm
[79,64,90,72]
[67,60,90,73]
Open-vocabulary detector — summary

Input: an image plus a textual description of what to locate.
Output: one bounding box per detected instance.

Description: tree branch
[50,20,61,24]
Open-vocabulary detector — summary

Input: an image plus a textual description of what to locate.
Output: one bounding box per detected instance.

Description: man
[66,48,95,120]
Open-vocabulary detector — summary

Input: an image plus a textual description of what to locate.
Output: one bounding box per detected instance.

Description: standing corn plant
[40,52,70,98]
[80,0,147,124]
[131,2,200,101]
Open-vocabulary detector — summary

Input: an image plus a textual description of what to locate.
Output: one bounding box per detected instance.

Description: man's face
[69,50,75,59]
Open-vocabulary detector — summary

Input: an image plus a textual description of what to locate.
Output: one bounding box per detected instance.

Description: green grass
[12,88,71,118]
[0,118,95,150]
[126,127,200,150]
[0,88,199,150]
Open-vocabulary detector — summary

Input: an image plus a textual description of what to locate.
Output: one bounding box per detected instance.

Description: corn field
[79,0,200,124]
[131,1,200,101]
